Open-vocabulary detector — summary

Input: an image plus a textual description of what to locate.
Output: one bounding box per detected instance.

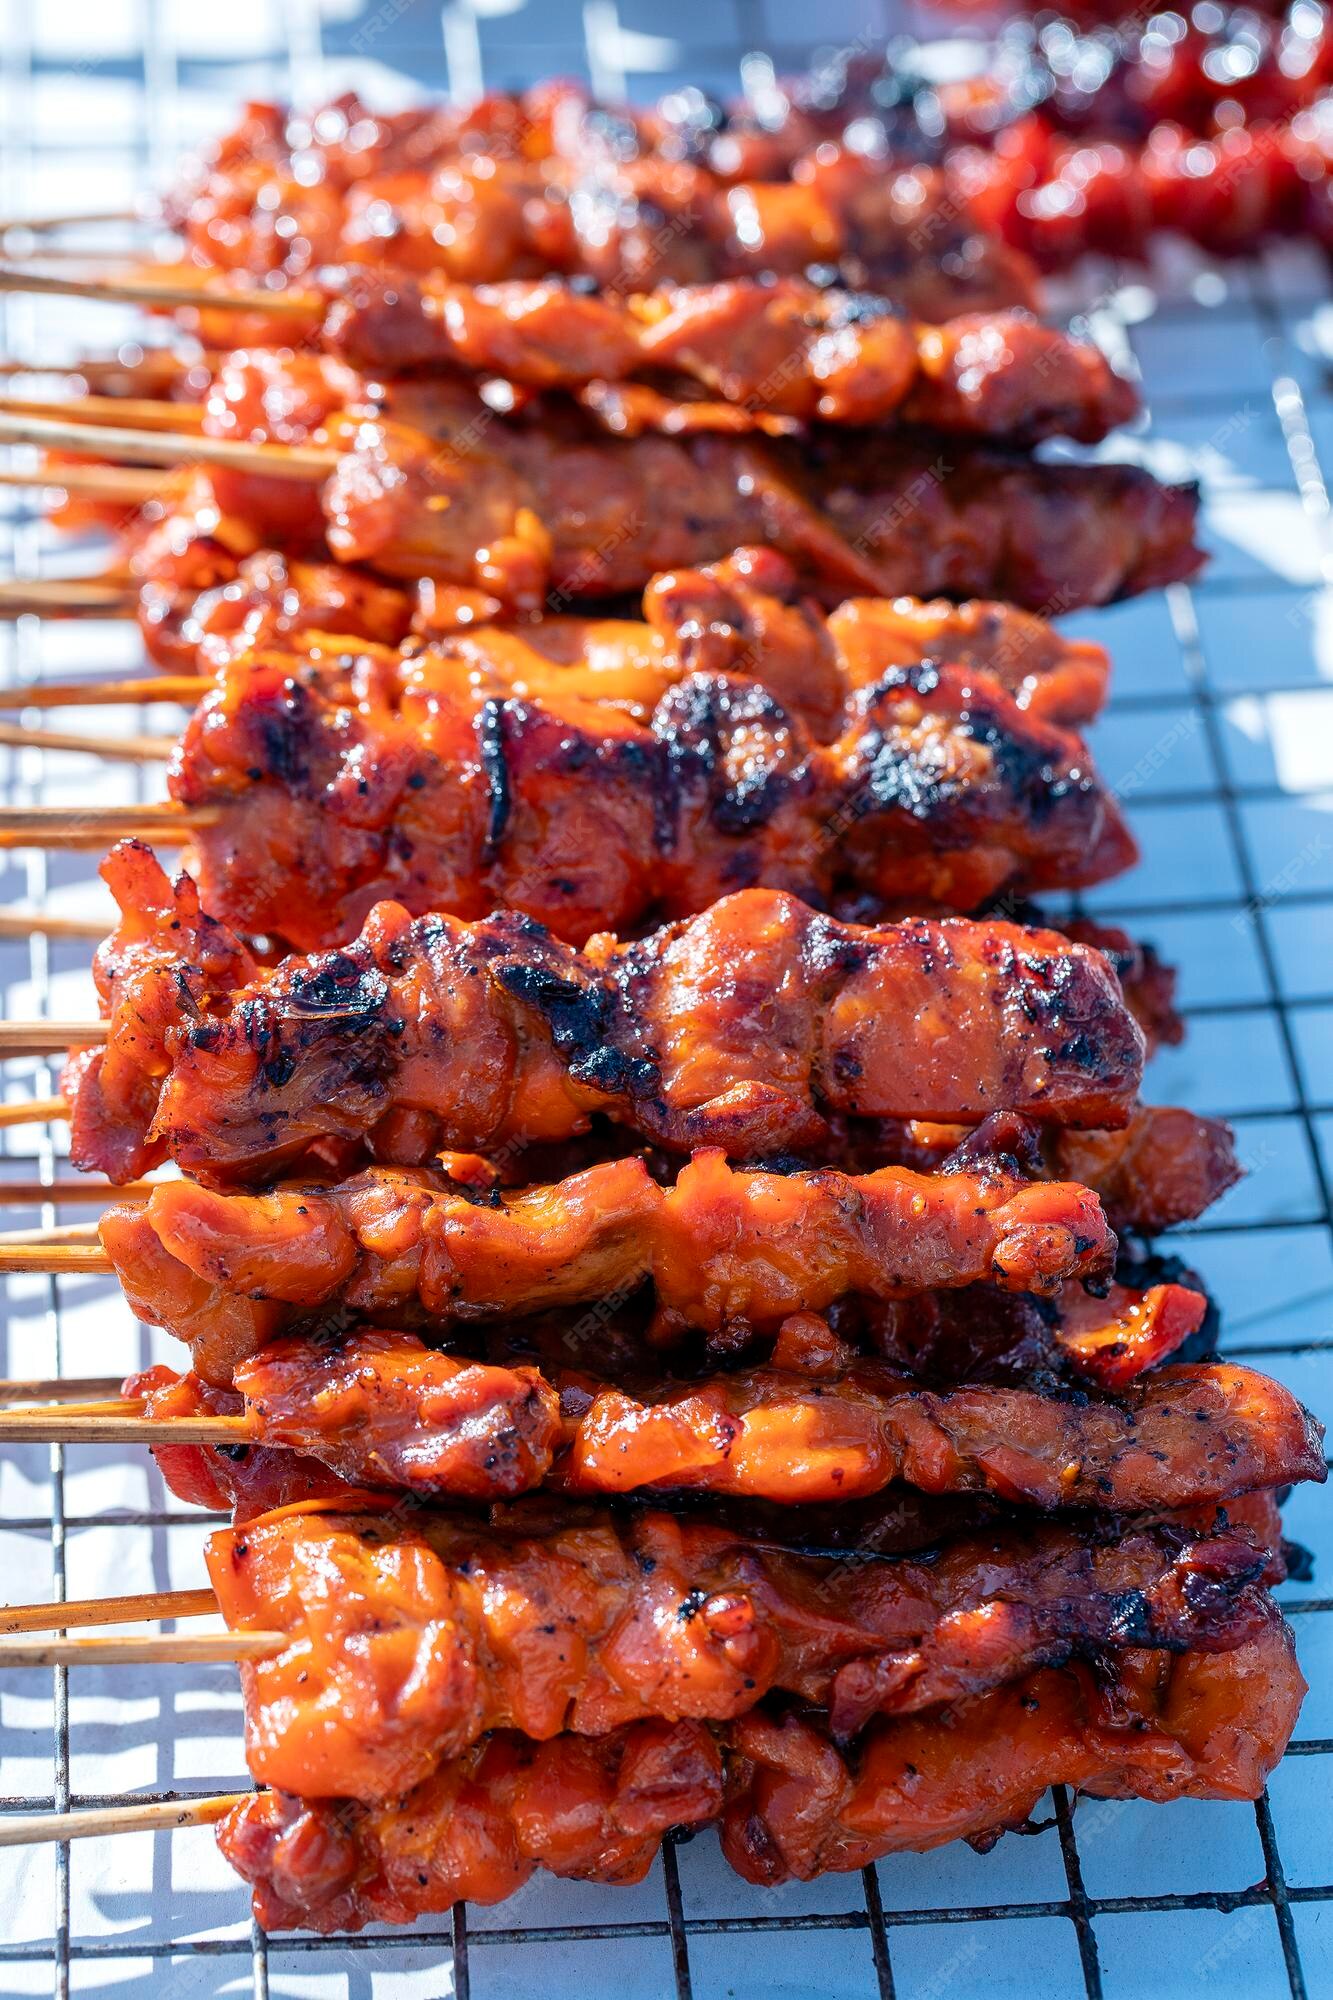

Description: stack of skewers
[0,33,1325,1941]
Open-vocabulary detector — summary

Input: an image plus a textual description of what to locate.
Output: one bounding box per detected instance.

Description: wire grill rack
[0,2,1330,1994]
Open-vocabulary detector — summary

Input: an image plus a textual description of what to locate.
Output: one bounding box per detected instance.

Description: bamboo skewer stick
[0,1631,279,1667]
[0,210,146,235]
[0,409,337,479]
[0,358,191,397]
[0,579,137,613]
[0,1244,114,1272]
[0,1094,69,1124]
[0,675,206,708]
[0,1175,152,1201]
[0,801,211,847]
[0,1583,276,1665]
[0,1793,243,1850]
[0,1404,247,1442]
[0,1220,98,1245]
[0,263,319,317]
[0,1024,105,1056]
[0,394,206,431]
[0,1375,124,1403]
[0,1586,221,1634]
[0,462,186,503]
[0,909,108,938]
[0,719,173,760]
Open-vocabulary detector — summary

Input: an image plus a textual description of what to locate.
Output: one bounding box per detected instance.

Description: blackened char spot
[262,1049,297,1089]
[1103,1587,1155,1646]
[287,956,390,1018]
[494,961,659,1099]
[476,697,511,859]
[241,679,314,792]
[654,674,801,837]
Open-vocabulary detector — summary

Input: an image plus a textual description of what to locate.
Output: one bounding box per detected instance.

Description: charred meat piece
[135,541,1110,736]
[166,640,1136,948]
[66,846,1145,1184]
[557,1359,1324,1510]
[723,1612,1305,1883]
[866,1268,1209,1391]
[318,413,1202,613]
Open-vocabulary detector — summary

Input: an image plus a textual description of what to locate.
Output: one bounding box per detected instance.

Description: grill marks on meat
[206,1503,1278,1802]
[68,847,1145,1185]
[324,279,1138,440]
[99,1148,1116,1383]
[165,638,1136,948]
[217,1616,1304,1931]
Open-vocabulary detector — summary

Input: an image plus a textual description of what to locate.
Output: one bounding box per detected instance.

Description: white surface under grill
[0,2,1331,1995]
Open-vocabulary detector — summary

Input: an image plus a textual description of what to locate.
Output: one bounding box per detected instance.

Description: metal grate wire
[0,2,1330,1995]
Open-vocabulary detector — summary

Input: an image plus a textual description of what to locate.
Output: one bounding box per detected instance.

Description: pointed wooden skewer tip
[0,908,109,938]
[0,1793,245,1849]
[0,1094,69,1126]
[0,1630,281,1668]
[0,1400,253,1438]
[0,210,146,236]
[0,1175,153,1203]
[0,579,137,614]
[0,393,206,432]
[0,801,213,848]
[0,719,173,761]
[0,407,336,480]
[0,1220,100,1245]
[0,461,184,505]
[0,675,207,710]
[0,1375,125,1404]
[0,1244,113,1273]
[0,1585,220,1634]
[0,261,319,317]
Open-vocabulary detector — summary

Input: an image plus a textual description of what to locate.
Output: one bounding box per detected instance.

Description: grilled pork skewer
[0,1257,1213,1448]
[0,364,1204,612]
[132,544,1115,736]
[225,1616,1305,1926]
[53,846,1146,1184]
[0,1504,1290,1786]
[5,1332,1318,1515]
[89,1146,1117,1373]
[2,1617,1306,1922]
[155,639,1135,947]
[212,1507,1291,1797]
[0,269,1138,440]
[155,118,1044,321]
[0,564,1141,945]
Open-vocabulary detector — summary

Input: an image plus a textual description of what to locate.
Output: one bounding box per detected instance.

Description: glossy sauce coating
[207,1502,1277,1800]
